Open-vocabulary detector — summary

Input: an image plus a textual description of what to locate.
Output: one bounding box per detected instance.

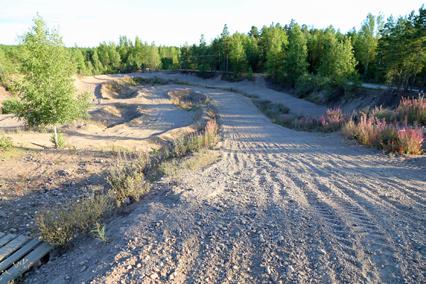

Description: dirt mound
[100,81,138,100]
[168,88,208,109]
[89,104,141,128]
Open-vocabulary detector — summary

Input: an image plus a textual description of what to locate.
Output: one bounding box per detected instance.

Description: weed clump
[35,195,113,246]
[342,114,424,155]
[50,131,66,149]
[0,135,13,151]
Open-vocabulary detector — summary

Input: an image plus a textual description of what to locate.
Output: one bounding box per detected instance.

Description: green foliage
[1,98,22,114]
[264,25,288,82]
[283,22,308,86]
[36,195,113,247]
[353,14,383,78]
[295,74,331,98]
[377,6,425,90]
[7,16,89,128]
[228,33,249,75]
[0,135,13,151]
[50,131,65,148]
[318,31,357,84]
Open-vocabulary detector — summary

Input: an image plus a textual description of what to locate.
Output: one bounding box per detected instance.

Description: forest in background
[0,6,424,97]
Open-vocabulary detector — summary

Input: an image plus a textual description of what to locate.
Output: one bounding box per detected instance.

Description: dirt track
[27,81,425,283]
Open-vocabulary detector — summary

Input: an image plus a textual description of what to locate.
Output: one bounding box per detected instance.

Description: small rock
[150,273,159,280]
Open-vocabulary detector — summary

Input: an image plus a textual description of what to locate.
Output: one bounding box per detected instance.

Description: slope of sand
[0,76,195,151]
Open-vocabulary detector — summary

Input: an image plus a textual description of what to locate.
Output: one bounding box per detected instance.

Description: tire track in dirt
[26,84,425,284]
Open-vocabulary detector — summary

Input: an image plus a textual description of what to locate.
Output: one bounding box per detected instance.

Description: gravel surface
[27,85,425,283]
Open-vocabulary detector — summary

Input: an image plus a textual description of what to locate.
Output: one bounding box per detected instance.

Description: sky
[0,0,424,47]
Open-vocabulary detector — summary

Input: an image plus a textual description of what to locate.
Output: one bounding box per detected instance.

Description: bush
[295,74,331,98]
[107,155,150,207]
[0,135,13,151]
[395,95,425,126]
[168,89,207,110]
[398,128,424,155]
[319,107,345,131]
[36,195,112,247]
[50,131,66,149]
[342,114,424,155]
[1,98,22,114]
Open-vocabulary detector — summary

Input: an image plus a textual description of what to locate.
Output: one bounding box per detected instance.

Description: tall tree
[263,25,288,82]
[6,16,89,147]
[228,33,248,75]
[283,22,308,86]
[318,30,357,83]
[377,7,425,90]
[353,14,383,78]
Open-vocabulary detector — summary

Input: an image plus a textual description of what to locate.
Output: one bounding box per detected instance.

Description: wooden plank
[0,239,41,273]
[0,243,51,284]
[0,236,29,262]
[0,235,16,247]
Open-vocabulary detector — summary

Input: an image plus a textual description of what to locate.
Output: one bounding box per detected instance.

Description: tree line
[0,6,424,93]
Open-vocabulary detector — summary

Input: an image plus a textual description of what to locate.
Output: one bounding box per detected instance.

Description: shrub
[50,131,66,149]
[169,89,207,110]
[107,156,150,207]
[379,127,402,153]
[395,96,425,126]
[1,98,22,114]
[319,107,345,131]
[0,135,13,151]
[295,74,331,98]
[398,128,424,155]
[36,195,112,247]
[370,106,395,122]
[342,113,424,155]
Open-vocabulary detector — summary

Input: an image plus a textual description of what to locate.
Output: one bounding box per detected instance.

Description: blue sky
[0,0,424,47]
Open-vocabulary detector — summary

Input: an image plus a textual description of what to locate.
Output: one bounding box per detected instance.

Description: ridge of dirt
[26,84,425,283]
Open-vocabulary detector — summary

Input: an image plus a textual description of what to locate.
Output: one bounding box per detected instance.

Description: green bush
[295,74,331,98]
[1,98,22,114]
[50,131,66,149]
[107,158,150,207]
[0,135,13,151]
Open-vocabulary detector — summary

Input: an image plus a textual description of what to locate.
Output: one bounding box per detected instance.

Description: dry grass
[342,114,424,155]
[159,149,220,178]
[106,153,150,207]
[35,195,113,247]
[168,89,208,110]
[36,116,220,247]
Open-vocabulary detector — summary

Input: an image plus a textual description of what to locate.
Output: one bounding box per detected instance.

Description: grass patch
[130,76,171,86]
[252,99,344,133]
[168,89,208,110]
[342,114,424,155]
[0,134,13,151]
[159,149,221,178]
[36,195,113,247]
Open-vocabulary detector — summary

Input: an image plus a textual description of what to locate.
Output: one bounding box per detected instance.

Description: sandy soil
[0,77,197,238]
[0,75,194,151]
[27,83,425,283]
[132,72,327,117]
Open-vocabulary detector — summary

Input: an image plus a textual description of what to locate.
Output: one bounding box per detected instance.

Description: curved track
[27,85,425,284]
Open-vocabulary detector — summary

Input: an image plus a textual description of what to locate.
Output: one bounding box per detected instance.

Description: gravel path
[27,86,425,283]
